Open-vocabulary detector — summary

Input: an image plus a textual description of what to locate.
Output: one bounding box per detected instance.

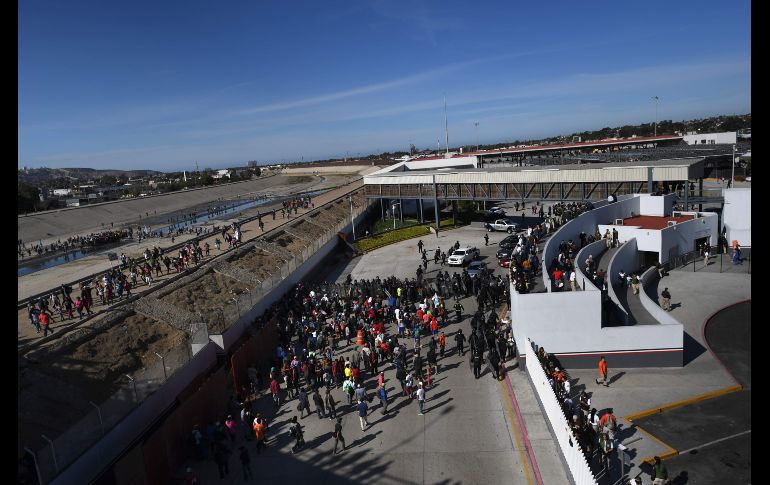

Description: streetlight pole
[731,144,736,187]
[391,202,401,230]
[474,121,479,152]
[349,195,356,241]
[652,96,659,137]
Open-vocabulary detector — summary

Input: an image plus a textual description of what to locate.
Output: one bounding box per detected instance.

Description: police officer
[454,300,464,322]
[473,349,482,379]
[455,328,466,356]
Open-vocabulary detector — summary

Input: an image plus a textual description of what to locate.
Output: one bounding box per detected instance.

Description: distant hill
[18,167,165,186]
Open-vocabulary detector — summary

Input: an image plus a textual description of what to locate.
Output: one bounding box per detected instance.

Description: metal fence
[33,335,194,483]
[29,200,369,483]
[668,246,750,274]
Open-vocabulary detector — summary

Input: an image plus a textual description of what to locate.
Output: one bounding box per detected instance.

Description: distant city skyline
[19,1,751,171]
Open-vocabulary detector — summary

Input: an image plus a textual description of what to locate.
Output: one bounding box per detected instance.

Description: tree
[18,182,39,213]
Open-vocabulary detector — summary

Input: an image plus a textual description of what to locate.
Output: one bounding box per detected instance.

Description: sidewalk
[567,270,750,482]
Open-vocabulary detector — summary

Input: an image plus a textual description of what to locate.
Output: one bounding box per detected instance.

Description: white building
[682,131,737,145]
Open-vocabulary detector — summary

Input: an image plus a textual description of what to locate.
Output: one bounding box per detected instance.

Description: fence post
[89,401,104,436]
[41,435,58,472]
[155,352,167,381]
[23,447,43,485]
[125,374,138,402]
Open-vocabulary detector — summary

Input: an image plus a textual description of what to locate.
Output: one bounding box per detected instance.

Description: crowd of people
[280,195,314,219]
[18,230,128,259]
[534,346,620,476]
[24,234,225,337]
[185,243,516,477]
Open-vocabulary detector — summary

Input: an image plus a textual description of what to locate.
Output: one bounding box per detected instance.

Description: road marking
[624,384,742,421]
[500,379,534,485]
[678,429,751,455]
[634,424,679,464]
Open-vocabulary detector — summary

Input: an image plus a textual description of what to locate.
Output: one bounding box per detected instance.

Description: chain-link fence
[28,196,369,484]
[32,334,193,483]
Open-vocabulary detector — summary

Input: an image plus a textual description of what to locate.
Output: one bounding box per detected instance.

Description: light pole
[349,195,356,241]
[731,144,736,187]
[391,202,402,230]
[474,121,479,152]
[652,96,659,137]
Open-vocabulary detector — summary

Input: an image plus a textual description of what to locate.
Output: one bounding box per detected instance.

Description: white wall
[542,196,641,291]
[640,266,681,326]
[575,240,606,291]
[723,188,751,247]
[597,224,662,253]
[606,238,638,319]
[638,193,675,216]
[525,343,597,485]
[659,214,718,263]
[682,131,737,145]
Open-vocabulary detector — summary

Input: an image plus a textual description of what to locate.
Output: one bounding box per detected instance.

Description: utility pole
[444,95,449,155]
[474,121,479,152]
[652,96,659,137]
[731,144,736,187]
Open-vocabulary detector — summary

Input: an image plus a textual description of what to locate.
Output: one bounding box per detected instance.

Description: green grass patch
[372,218,420,234]
[353,218,465,252]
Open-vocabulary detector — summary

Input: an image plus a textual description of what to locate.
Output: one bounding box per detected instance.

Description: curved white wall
[575,240,607,291]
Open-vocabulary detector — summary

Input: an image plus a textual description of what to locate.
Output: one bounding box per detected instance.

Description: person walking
[252,414,268,454]
[484,233,489,246]
[212,442,231,479]
[289,416,305,454]
[378,385,389,414]
[661,287,672,311]
[595,356,609,387]
[416,383,426,415]
[325,388,337,419]
[651,456,669,485]
[455,328,466,355]
[312,388,326,419]
[270,376,281,408]
[297,388,311,418]
[439,332,446,358]
[357,399,369,430]
[333,417,346,454]
[238,446,253,480]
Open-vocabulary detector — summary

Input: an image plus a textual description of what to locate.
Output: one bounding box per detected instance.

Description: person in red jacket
[596,356,609,387]
[270,377,281,407]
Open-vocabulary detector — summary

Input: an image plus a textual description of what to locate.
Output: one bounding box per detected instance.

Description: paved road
[175,225,569,484]
[567,269,750,482]
[633,301,750,484]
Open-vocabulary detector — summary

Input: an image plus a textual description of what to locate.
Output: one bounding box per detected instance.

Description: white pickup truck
[484,219,519,233]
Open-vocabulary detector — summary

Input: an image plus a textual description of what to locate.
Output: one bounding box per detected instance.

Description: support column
[433,175,440,236]
[452,200,457,225]
[698,178,704,211]
[683,181,688,209]
[419,198,424,223]
[647,167,654,194]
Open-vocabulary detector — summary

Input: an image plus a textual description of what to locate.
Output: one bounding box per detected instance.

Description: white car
[448,246,480,266]
[485,218,520,233]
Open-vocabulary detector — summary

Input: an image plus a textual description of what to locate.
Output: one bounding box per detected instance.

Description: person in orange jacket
[596,356,609,387]
[438,332,446,358]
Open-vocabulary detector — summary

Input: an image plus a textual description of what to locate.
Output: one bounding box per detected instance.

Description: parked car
[498,236,519,249]
[484,218,519,233]
[498,257,512,268]
[497,247,514,260]
[483,207,507,221]
[447,246,480,266]
[466,260,488,278]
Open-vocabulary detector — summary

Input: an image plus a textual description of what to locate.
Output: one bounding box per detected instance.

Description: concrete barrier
[640,266,681,326]
[575,240,606,291]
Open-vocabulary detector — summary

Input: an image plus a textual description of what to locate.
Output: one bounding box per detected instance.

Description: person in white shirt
[569,270,577,291]
[416,384,426,415]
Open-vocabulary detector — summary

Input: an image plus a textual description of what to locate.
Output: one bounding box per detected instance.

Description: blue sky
[19,1,751,171]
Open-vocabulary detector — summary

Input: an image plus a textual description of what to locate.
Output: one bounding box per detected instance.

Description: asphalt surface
[174,224,570,484]
[634,301,751,484]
